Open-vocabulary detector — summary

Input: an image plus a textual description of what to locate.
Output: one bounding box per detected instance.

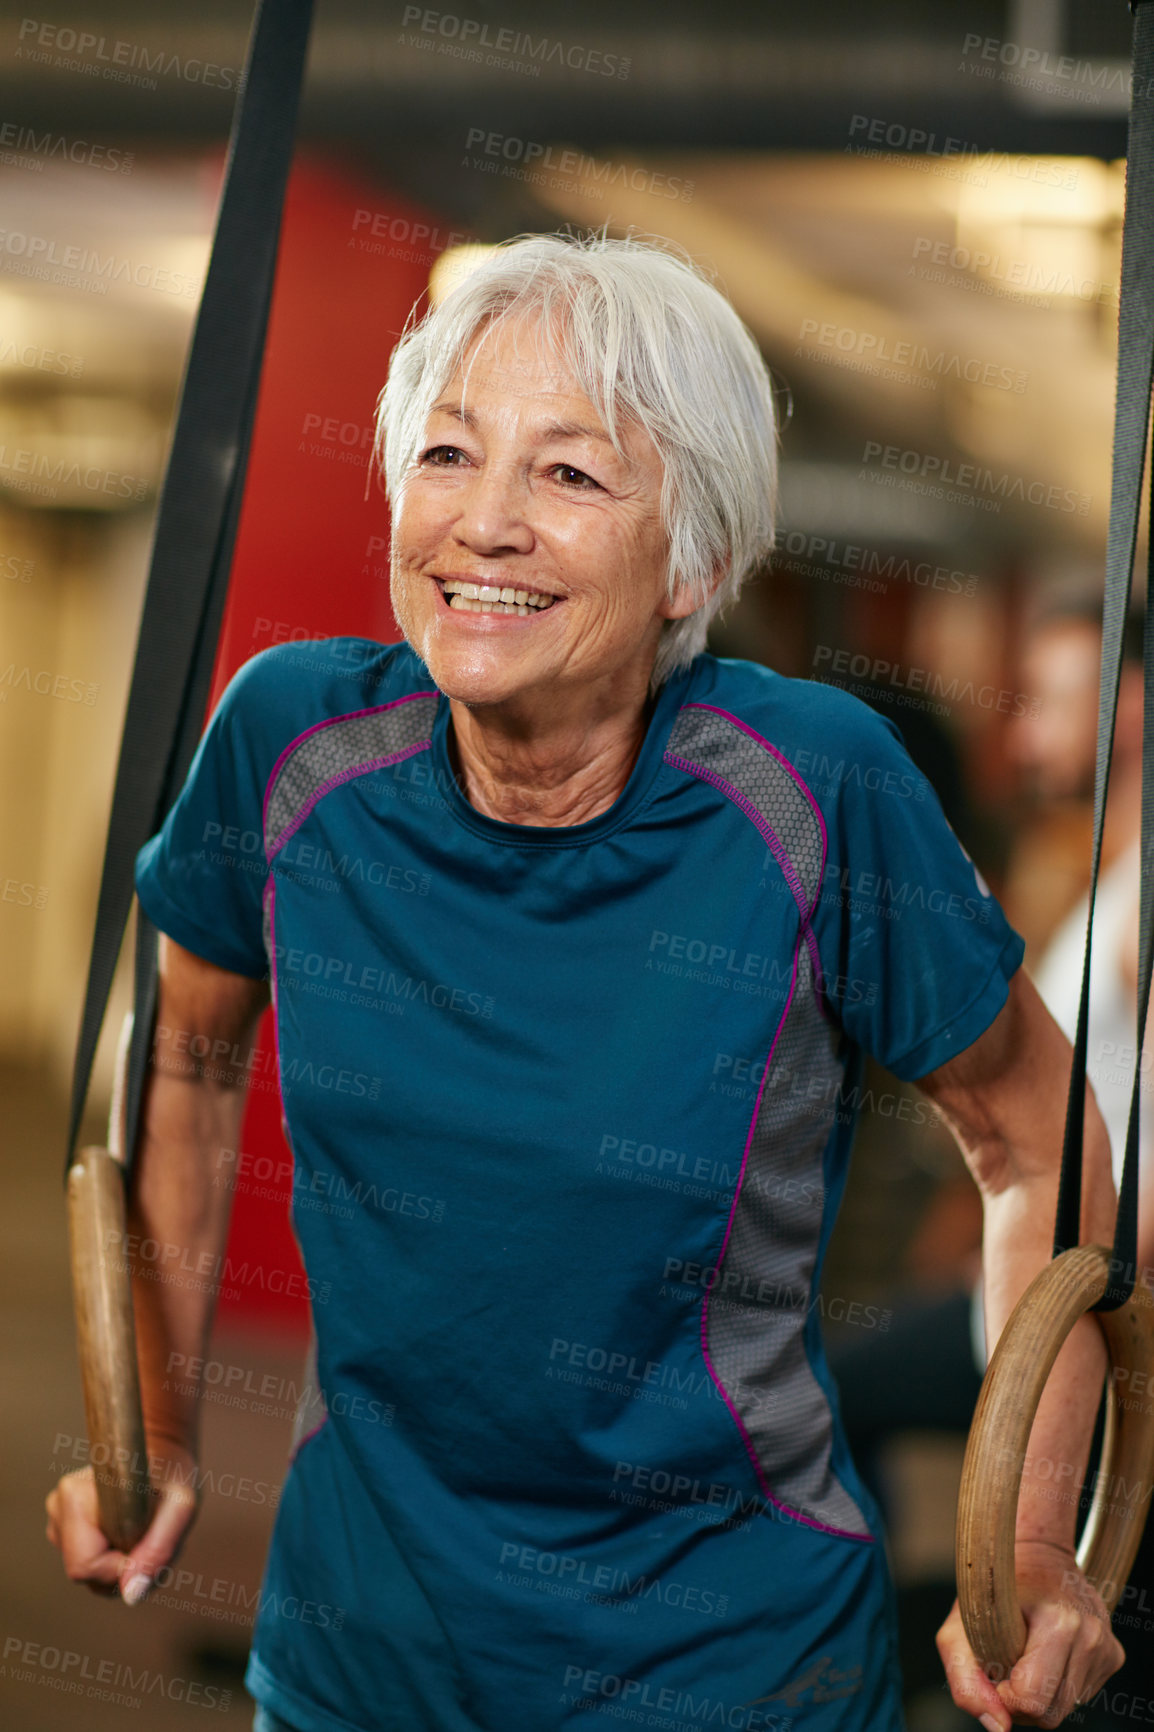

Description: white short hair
[374,232,778,685]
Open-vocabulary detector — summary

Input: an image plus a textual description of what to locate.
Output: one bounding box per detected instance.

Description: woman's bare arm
[919,968,1123,1729]
[46,934,269,1603]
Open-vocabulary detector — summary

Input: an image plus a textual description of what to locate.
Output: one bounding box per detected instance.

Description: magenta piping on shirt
[265,876,283,1082]
[664,749,825,995]
[267,740,430,860]
[681,704,830,920]
[260,690,438,855]
[265,878,289,1228]
[697,945,874,1545]
[265,874,326,1468]
[289,1413,330,1463]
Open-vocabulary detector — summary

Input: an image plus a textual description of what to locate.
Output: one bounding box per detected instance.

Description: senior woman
[48,234,1121,1732]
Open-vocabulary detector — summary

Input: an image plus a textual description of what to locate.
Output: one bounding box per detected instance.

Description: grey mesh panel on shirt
[263,693,439,856]
[260,693,439,984]
[664,705,868,1537]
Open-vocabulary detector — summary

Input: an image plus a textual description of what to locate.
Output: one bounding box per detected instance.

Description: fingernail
[979,1716,1003,1732]
[121,1573,151,1606]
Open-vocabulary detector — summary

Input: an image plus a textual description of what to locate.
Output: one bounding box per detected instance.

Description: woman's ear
[657,558,729,622]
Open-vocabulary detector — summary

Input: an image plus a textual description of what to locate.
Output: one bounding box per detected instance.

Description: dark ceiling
[2,0,1135,157]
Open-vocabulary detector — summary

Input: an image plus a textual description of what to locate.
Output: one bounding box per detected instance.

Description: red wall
[206,155,448,1329]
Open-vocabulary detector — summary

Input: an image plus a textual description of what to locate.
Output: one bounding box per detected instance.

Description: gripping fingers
[998,1669,1077,1728]
[996,1600,1124,1726]
[45,1469,128,1593]
[936,1601,1012,1727]
[116,1479,199,1606]
[936,1591,1123,1730]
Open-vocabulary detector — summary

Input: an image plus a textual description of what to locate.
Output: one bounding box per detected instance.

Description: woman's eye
[551,464,598,490]
[419,445,466,466]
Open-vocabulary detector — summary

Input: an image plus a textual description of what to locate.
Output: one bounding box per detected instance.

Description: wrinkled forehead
[434,304,631,451]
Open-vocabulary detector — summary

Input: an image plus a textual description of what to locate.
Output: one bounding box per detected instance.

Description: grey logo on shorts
[749,1655,865,1708]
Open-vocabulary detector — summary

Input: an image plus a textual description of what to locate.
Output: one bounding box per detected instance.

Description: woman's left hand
[936,1539,1125,1729]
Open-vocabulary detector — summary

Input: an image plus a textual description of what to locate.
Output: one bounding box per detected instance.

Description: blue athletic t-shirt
[136,639,1023,1732]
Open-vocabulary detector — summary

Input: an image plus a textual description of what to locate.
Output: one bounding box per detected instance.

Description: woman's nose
[452,462,535,556]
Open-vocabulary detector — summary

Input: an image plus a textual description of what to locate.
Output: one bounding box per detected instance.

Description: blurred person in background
[1010,601,1148,1213]
[43,234,1123,1732]
[1010,600,1153,1732]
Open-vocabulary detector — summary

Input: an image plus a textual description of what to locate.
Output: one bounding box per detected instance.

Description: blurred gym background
[0,1,1140,1726]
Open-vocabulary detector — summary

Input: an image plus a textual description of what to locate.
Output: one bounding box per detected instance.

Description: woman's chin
[419,636,543,708]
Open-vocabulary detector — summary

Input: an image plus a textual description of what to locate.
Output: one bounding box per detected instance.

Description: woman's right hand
[45,1438,201,1605]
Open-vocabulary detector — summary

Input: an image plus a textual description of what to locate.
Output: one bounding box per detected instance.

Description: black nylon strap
[1054,0,1154,1307]
[66,0,313,1173]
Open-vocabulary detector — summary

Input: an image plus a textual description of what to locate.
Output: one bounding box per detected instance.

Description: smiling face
[389,312,701,715]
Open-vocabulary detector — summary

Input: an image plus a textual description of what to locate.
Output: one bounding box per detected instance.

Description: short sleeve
[809,702,1024,1080]
[134,655,277,978]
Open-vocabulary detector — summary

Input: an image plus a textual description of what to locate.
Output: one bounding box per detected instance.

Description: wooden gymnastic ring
[956,1243,1154,1676]
[67,1145,153,1553]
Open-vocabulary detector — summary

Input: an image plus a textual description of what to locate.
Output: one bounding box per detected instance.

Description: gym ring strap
[956,0,1154,1676]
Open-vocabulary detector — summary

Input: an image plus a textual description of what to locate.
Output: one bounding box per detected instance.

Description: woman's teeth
[441,580,556,616]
